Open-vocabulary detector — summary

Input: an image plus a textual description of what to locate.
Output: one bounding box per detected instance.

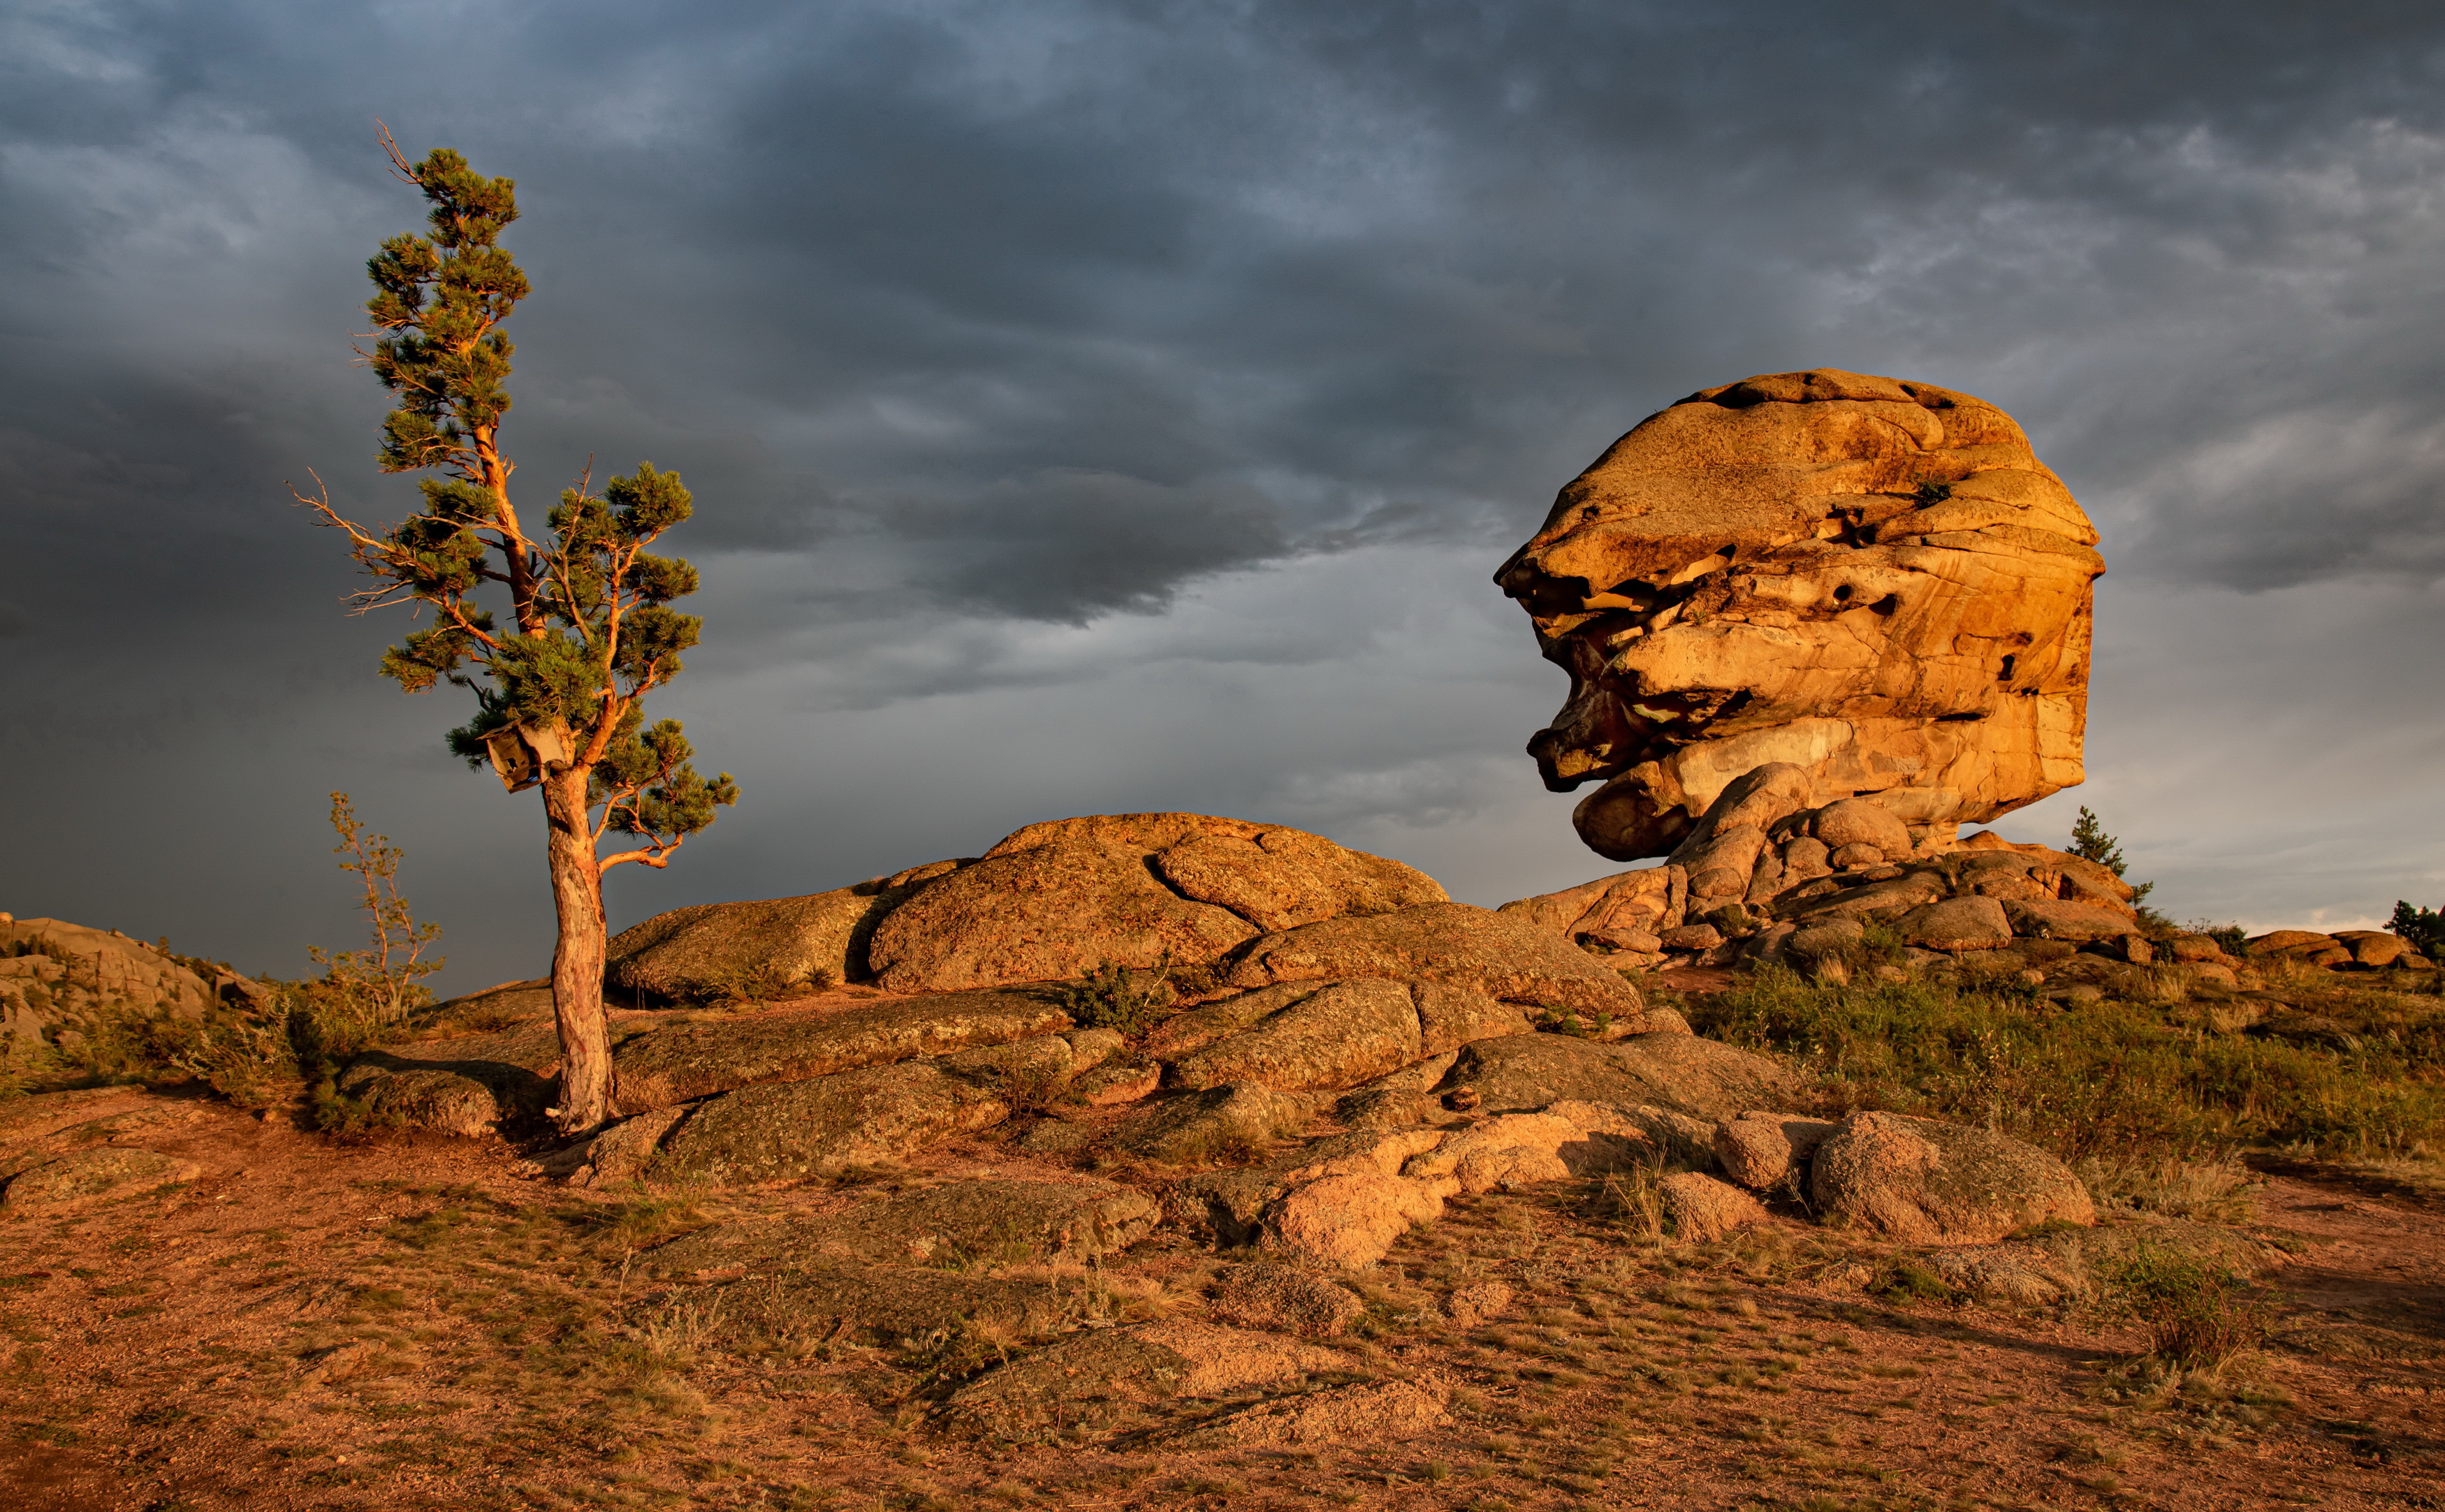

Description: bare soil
[3,1081,2441,1512]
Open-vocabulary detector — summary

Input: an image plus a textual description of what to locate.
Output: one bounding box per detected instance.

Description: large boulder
[1496,369,2103,862]
[866,814,1443,994]
[605,860,965,1004]
[1220,903,1649,1022]
[1437,1032,1790,1120]
[1808,1110,2094,1244]
[1104,1082,1313,1165]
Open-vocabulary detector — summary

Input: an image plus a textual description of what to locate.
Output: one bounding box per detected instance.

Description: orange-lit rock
[1495,368,2102,860]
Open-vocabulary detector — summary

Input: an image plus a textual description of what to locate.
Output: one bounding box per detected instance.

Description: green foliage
[1689,968,2445,1170]
[17,796,450,1126]
[1056,954,1177,1038]
[1912,480,1955,506]
[2390,901,2445,959]
[2105,1248,2268,1367]
[298,135,736,874]
[2070,805,2164,927]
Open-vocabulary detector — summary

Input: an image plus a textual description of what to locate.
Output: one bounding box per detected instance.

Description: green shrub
[1056,953,1176,1038]
[2391,902,2445,960]
[2108,1247,2268,1367]
[1688,969,2445,1171]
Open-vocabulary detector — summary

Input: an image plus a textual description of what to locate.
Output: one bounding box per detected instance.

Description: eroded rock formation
[1495,368,2103,861]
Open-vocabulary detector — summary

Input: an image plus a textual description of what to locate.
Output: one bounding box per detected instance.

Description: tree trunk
[541,767,613,1133]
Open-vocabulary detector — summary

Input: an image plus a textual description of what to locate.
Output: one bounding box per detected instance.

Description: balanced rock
[1495,369,2101,861]
[1808,1110,2094,1244]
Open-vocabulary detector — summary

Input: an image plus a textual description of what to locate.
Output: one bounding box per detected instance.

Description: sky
[6,0,2445,994]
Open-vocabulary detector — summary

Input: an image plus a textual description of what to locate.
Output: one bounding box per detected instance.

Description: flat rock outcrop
[1220,902,1649,1024]
[1437,1032,1790,1120]
[643,1060,1013,1187]
[1494,369,2102,861]
[642,1179,1159,1272]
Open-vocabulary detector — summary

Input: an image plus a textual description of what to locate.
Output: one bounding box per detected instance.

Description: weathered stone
[1208,1263,1369,1337]
[866,815,1443,994]
[1410,983,1533,1057]
[1775,871,1948,924]
[937,1320,1352,1444]
[337,1019,561,1135]
[1,1146,200,1208]
[1782,918,1864,964]
[1807,798,1916,856]
[2166,934,2230,964]
[643,1179,1159,1272]
[1809,1110,2094,1244]
[605,867,962,1004]
[1436,1033,1791,1120]
[2245,930,2336,957]
[1074,1061,1163,1106]
[1167,980,1421,1093]
[1659,1171,1768,1241]
[1220,903,1648,1022]
[612,990,1073,1111]
[1657,924,1722,951]
[868,836,1260,994]
[1165,1378,1451,1448]
[2004,899,2141,944]
[1331,1052,1460,1130]
[1498,865,1686,944]
[571,1106,690,1187]
[645,1061,1012,1187]
[1107,1083,1312,1166]
[1261,1170,1447,1269]
[1151,825,1447,932]
[1445,1279,1514,1326]
[1497,369,2102,862]
[1892,895,2013,952]
[2331,930,2409,968]
[1713,1110,1836,1191]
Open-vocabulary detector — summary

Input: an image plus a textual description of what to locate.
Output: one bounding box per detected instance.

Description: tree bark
[541,766,613,1133]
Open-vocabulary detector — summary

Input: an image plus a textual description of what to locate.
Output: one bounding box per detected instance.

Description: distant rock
[1,917,265,1073]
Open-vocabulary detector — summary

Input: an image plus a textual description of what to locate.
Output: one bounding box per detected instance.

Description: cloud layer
[6,1,2444,988]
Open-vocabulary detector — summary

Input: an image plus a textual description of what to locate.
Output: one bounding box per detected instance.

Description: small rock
[1073,1061,1162,1106]
[1712,1110,1836,1191]
[1209,1264,1368,1337]
[1165,1377,1450,1448]
[1656,924,1723,952]
[1658,1171,1767,1241]
[1443,1085,1481,1113]
[1828,842,1887,869]
[1443,1279,1513,1326]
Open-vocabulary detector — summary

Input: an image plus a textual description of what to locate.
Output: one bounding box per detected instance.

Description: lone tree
[295,130,736,1131]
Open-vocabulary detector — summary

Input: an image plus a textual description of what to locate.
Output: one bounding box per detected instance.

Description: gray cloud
[6,0,2445,988]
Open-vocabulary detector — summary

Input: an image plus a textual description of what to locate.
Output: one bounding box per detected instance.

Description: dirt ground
[3,1080,2440,1512]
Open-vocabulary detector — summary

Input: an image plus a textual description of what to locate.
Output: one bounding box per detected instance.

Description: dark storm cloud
[7,0,2445,984]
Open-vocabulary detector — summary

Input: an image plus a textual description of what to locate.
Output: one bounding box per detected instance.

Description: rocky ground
[1,990,2439,1512]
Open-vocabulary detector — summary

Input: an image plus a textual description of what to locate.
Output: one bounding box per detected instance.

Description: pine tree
[2069,806,2158,918]
[293,129,736,1131]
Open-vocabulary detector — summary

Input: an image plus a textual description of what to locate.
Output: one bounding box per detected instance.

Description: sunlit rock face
[1495,369,2102,862]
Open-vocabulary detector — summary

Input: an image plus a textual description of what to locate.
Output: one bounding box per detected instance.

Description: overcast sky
[6,1,2445,992]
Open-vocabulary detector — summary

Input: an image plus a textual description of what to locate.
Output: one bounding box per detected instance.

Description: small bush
[2108,1248,2268,1368]
[1056,953,1176,1038]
